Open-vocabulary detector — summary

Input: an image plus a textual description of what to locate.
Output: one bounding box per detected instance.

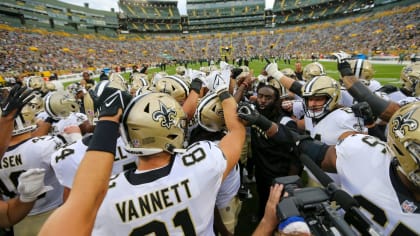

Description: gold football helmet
[301,75,341,118]
[121,92,187,156]
[130,73,149,91]
[349,59,375,85]
[44,90,80,119]
[281,68,297,80]
[109,73,128,91]
[135,85,154,97]
[196,92,225,132]
[25,76,45,90]
[13,93,40,136]
[176,66,186,76]
[400,62,420,97]
[267,77,288,99]
[154,75,190,104]
[302,62,326,81]
[387,101,420,187]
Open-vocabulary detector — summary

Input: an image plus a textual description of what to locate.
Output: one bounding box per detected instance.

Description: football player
[189,91,242,235]
[0,84,65,235]
[298,101,420,235]
[0,168,52,228]
[91,88,245,235]
[302,62,326,82]
[51,134,138,201]
[40,81,245,235]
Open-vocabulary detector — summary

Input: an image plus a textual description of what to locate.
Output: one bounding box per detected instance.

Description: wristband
[87,120,119,155]
[256,115,272,131]
[190,78,202,94]
[218,90,232,102]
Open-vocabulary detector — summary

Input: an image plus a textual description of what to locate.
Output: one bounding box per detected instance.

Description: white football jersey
[304,107,366,145]
[51,136,138,189]
[216,164,240,209]
[0,136,64,215]
[92,141,226,236]
[340,88,355,107]
[336,134,419,235]
[53,112,88,135]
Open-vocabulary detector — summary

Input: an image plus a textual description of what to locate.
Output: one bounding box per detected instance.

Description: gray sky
[60,0,272,14]
[60,0,119,11]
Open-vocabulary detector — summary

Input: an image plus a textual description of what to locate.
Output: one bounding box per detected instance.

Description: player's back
[51,135,138,189]
[336,134,420,235]
[0,135,64,215]
[93,141,226,236]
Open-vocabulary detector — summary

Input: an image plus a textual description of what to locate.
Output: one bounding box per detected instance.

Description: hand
[96,86,132,119]
[220,61,232,71]
[206,71,228,93]
[332,50,352,63]
[189,70,207,94]
[237,101,272,130]
[351,101,376,126]
[333,51,354,77]
[1,84,34,118]
[264,62,284,80]
[18,168,53,203]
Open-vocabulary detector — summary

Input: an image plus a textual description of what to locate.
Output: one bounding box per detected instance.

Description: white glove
[219,61,232,71]
[206,71,229,93]
[265,62,284,80]
[18,168,53,203]
[332,50,352,63]
[258,74,268,83]
[190,70,206,85]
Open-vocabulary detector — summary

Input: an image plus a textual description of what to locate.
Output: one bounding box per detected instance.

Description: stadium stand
[0,0,417,75]
[0,0,119,36]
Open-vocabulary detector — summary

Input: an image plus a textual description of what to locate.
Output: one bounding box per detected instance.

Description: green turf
[64,59,405,89]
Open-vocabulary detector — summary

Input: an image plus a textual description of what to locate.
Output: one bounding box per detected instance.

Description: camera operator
[297,102,420,235]
[253,183,311,236]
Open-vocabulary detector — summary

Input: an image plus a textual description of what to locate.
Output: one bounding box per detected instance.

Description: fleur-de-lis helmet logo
[392,108,418,139]
[152,101,177,129]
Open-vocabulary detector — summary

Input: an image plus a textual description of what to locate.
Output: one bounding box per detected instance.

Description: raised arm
[0,84,34,157]
[217,87,246,180]
[39,87,132,236]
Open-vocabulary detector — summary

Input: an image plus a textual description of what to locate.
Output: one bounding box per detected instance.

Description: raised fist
[333,51,354,77]
[96,87,132,118]
[1,84,34,118]
[206,71,228,93]
[265,63,284,80]
[332,50,352,63]
[237,101,272,130]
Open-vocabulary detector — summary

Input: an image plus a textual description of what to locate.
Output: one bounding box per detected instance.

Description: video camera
[273,154,383,236]
[274,175,356,236]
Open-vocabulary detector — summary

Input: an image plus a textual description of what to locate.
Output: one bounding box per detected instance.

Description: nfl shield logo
[401,200,417,213]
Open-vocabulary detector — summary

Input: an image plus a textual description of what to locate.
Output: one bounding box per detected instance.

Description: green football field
[146,59,405,86]
[64,59,406,88]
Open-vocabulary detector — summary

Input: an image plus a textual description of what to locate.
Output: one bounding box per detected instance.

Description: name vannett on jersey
[115,179,192,222]
[0,154,23,169]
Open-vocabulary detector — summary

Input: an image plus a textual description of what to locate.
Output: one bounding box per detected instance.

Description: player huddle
[0,53,419,235]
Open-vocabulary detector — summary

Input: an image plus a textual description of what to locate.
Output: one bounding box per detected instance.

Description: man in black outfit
[238,84,303,220]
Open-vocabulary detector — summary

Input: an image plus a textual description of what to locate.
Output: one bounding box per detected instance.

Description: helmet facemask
[302,76,340,119]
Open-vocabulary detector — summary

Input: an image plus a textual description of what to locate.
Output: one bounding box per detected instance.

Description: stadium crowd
[0,4,418,76]
[0,3,419,236]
